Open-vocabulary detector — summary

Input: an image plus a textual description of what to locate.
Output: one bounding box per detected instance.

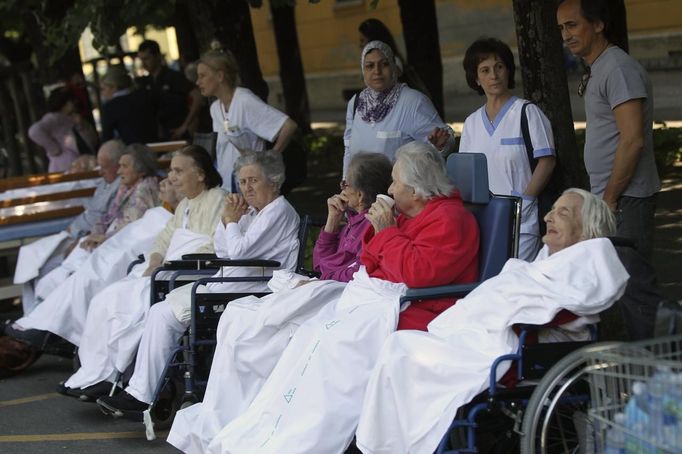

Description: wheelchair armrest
[206,259,281,268]
[161,259,220,270]
[181,253,218,261]
[400,282,480,304]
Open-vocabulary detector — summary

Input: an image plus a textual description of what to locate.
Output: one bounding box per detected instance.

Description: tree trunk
[185,0,269,102]
[397,0,444,119]
[173,0,202,66]
[0,82,23,176]
[269,1,311,133]
[608,0,629,52]
[513,0,588,190]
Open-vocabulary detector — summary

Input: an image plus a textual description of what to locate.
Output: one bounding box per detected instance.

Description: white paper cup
[376,194,395,207]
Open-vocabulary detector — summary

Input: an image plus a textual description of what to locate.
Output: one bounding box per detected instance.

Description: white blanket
[16,207,172,344]
[205,268,406,454]
[13,231,71,284]
[168,275,347,454]
[355,238,629,454]
[33,236,93,302]
[65,227,211,389]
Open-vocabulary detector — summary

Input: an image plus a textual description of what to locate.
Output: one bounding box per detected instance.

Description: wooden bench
[0,170,100,192]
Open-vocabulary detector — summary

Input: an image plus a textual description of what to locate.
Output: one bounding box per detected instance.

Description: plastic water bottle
[604,413,626,454]
[648,380,665,445]
[624,381,650,454]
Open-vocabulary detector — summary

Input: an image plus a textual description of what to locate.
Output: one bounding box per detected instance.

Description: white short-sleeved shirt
[459,96,555,197]
[210,87,289,190]
[342,86,445,177]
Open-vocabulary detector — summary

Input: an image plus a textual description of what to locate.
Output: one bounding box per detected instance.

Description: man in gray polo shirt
[557,0,660,261]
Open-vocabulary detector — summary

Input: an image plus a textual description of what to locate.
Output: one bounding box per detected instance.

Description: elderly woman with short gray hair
[200,141,481,454]
[96,149,301,418]
[81,143,159,250]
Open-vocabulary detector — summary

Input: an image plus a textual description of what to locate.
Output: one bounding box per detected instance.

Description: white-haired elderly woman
[96,150,300,418]
[201,142,480,454]
[342,40,455,182]
[354,189,630,454]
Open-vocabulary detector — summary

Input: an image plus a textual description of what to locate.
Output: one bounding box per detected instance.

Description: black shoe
[79,381,121,402]
[56,381,83,399]
[97,391,147,420]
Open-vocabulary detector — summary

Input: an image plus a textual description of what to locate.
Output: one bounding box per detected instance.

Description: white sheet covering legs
[168,279,347,454]
[127,301,189,404]
[14,207,171,342]
[355,239,630,454]
[34,237,92,301]
[65,274,152,389]
[204,269,405,454]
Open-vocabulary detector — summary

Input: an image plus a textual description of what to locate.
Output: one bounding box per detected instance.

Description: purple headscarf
[356,40,405,124]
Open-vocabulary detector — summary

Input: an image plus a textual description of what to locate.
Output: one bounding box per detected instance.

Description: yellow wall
[251,0,682,78]
[626,0,682,33]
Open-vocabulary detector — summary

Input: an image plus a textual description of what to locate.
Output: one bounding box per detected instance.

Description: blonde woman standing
[196,50,297,191]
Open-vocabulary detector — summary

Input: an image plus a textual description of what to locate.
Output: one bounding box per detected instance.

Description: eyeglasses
[339,180,349,190]
[577,66,591,97]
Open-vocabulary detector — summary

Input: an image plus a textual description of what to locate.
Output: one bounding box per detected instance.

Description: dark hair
[347,152,393,210]
[175,144,223,189]
[138,39,161,56]
[462,37,516,96]
[46,87,75,113]
[359,19,399,53]
[558,0,612,42]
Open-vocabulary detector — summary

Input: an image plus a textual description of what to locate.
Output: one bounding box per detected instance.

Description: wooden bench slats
[0,187,96,208]
[0,206,85,226]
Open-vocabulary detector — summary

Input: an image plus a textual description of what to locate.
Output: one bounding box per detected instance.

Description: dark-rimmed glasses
[578,66,591,97]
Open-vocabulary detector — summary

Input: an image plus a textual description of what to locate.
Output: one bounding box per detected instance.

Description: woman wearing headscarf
[459,37,556,261]
[196,50,298,191]
[342,40,453,181]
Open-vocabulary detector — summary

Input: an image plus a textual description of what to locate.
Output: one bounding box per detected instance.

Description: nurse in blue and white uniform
[459,37,556,261]
[343,40,454,180]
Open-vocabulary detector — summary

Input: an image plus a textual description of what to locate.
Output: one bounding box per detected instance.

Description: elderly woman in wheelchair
[55,145,225,399]
[353,188,631,454]
[190,142,480,454]
[95,150,301,418]
[167,152,393,452]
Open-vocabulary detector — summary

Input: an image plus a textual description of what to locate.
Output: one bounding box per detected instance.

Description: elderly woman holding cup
[200,141,481,454]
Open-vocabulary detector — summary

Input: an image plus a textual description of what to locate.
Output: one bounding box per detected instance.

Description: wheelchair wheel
[151,378,181,429]
[519,342,622,454]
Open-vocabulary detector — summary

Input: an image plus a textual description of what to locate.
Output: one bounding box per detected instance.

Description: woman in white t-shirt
[459,37,556,261]
[196,50,298,191]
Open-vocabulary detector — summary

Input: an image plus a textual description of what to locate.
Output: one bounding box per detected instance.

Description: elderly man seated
[354,188,630,454]
[13,139,124,314]
[199,142,480,454]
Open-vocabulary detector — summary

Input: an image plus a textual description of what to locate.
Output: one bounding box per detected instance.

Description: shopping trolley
[585,335,682,453]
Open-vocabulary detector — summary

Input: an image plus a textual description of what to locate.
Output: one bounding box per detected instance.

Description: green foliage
[653,126,682,173]
[0,0,176,63]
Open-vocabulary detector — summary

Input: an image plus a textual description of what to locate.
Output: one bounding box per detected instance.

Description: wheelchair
[138,214,324,431]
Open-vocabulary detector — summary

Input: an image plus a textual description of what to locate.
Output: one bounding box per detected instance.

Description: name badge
[377,131,401,139]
